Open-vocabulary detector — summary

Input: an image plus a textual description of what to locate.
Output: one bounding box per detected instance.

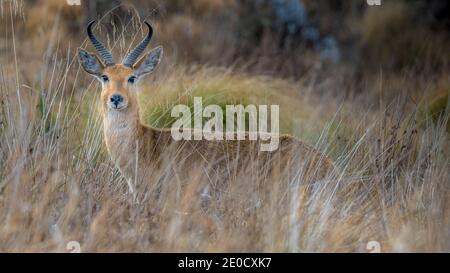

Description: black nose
[110,94,123,107]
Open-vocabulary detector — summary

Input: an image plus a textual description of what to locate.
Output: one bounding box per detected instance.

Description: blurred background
[3,0,450,77]
[0,0,446,124]
[0,0,449,252]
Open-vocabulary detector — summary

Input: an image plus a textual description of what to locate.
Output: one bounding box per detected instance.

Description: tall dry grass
[0,1,449,252]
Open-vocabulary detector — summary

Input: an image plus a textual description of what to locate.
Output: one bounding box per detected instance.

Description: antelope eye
[101,75,109,82]
[128,76,137,84]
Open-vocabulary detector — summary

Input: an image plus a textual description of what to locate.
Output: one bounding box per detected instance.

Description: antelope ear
[133,46,163,77]
[77,48,104,76]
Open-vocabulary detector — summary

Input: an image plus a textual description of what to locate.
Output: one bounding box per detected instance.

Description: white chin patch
[108,104,127,111]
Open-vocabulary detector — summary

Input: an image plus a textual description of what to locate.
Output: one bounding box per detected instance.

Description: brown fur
[98,65,336,190]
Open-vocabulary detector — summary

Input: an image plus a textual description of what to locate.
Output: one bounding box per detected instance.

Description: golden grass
[0,1,449,253]
[138,66,328,135]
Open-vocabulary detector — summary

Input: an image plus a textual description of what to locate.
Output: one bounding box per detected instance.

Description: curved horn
[87,20,115,66]
[123,22,153,68]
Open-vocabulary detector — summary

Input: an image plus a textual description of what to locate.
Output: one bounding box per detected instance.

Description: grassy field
[0,0,449,252]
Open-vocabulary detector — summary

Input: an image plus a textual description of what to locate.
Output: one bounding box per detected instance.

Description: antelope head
[77,21,163,114]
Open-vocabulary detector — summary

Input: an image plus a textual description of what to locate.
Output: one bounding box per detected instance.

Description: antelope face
[99,65,135,111]
[77,21,163,113]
